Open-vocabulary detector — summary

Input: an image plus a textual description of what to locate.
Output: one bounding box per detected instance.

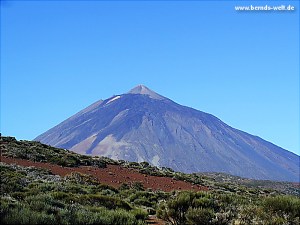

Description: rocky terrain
[1,136,299,225]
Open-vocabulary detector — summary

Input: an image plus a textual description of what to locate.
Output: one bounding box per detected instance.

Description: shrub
[132,208,148,220]
[133,198,153,207]
[157,191,240,225]
[79,194,132,210]
[157,192,194,225]
[0,165,27,193]
[262,195,300,218]
[64,172,99,185]
[131,182,145,191]
[74,207,146,225]
[1,202,57,225]
[119,183,130,190]
[24,194,65,212]
[186,207,214,225]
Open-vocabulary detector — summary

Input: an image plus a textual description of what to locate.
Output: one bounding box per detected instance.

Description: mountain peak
[128,84,165,100]
[35,85,300,182]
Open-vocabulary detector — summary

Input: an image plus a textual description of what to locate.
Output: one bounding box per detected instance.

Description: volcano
[35,85,299,182]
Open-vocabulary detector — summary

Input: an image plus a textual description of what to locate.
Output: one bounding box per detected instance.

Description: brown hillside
[1,156,208,192]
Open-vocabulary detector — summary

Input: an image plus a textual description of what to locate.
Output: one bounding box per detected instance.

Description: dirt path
[146,215,166,225]
[1,156,208,192]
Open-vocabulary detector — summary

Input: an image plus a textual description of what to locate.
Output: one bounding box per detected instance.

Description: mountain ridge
[35,85,300,182]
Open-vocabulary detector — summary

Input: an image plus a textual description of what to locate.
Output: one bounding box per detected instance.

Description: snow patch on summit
[106,96,121,104]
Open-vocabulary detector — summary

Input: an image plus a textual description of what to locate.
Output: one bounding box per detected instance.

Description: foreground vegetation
[157,191,300,224]
[1,136,299,224]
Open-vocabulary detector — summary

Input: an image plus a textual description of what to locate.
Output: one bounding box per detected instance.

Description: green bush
[238,201,300,225]
[133,198,153,207]
[79,194,132,210]
[186,207,214,225]
[119,183,130,190]
[64,172,99,185]
[263,195,300,218]
[131,182,145,191]
[157,191,241,225]
[25,194,65,212]
[74,207,146,225]
[10,191,27,200]
[132,208,148,220]
[1,202,57,225]
[0,165,27,193]
[157,192,194,225]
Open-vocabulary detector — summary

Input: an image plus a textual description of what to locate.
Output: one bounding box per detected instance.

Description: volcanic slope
[35,85,300,182]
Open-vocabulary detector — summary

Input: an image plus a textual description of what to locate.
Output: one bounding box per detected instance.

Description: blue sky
[1,0,299,155]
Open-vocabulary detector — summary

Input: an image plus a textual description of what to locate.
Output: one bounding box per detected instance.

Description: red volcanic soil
[1,156,208,192]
